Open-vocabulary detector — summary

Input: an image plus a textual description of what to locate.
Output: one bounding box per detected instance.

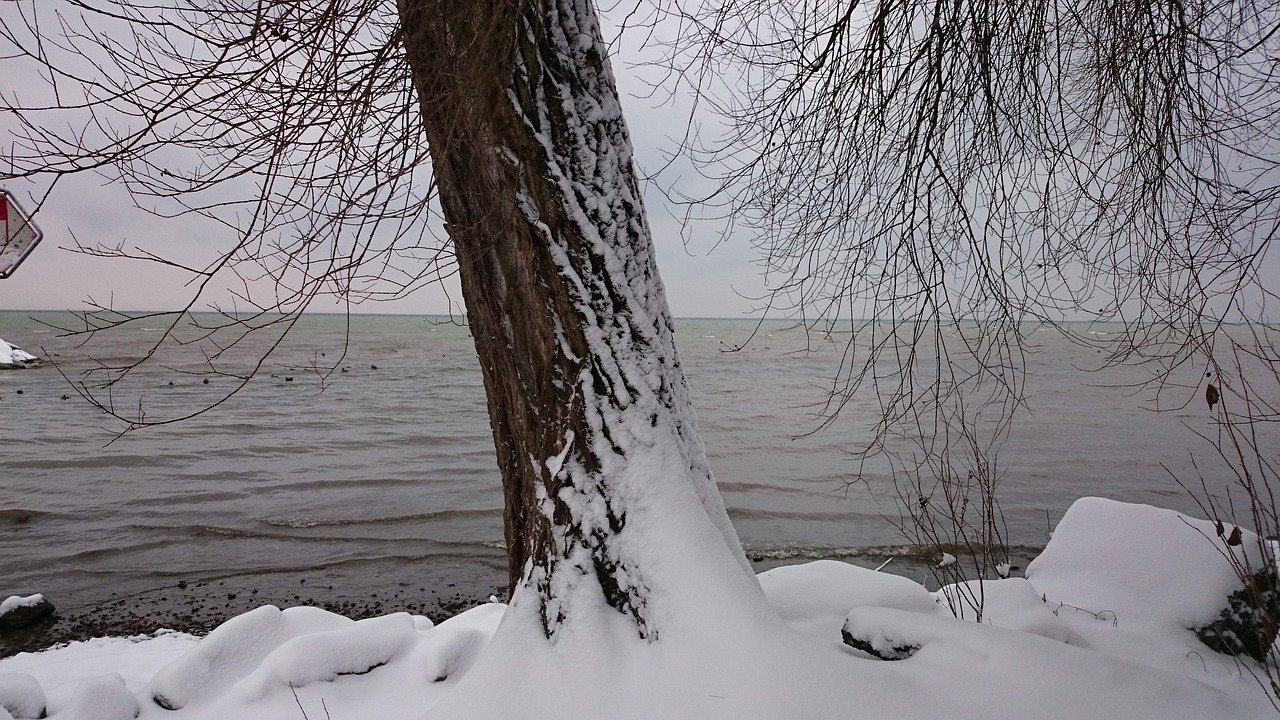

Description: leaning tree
[1,0,765,653]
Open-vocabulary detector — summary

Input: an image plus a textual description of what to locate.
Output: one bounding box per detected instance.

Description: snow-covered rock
[0,340,40,370]
[0,595,46,616]
[1026,496,1266,635]
[1025,496,1274,676]
[841,606,929,659]
[845,496,1274,681]
[0,595,54,630]
[759,559,939,643]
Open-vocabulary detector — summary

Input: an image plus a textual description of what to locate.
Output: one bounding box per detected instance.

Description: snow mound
[0,674,45,719]
[1026,496,1264,632]
[846,576,1075,660]
[935,577,1072,642]
[148,605,352,710]
[846,497,1272,686]
[0,340,40,369]
[60,674,138,720]
[759,559,940,642]
[841,602,1256,719]
[418,626,488,682]
[230,613,417,700]
[1019,496,1273,679]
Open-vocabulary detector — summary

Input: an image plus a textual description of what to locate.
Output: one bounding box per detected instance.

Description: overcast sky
[0,8,770,319]
[0,164,768,319]
[9,6,1272,325]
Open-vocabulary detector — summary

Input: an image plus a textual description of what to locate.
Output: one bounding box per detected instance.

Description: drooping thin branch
[2,0,455,428]
[649,0,1280,468]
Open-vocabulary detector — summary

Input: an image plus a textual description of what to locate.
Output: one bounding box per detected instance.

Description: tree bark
[398,0,752,638]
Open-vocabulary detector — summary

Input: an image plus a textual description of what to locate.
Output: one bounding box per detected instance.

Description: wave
[126,490,248,507]
[716,481,820,496]
[740,542,1044,563]
[135,522,508,553]
[61,538,185,562]
[259,508,501,529]
[728,507,868,522]
[240,475,449,494]
[141,523,380,542]
[69,546,510,582]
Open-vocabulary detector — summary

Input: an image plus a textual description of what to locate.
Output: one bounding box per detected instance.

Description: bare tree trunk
[398,0,752,638]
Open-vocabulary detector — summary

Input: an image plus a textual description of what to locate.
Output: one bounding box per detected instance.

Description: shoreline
[1,551,1041,658]
[1,566,508,658]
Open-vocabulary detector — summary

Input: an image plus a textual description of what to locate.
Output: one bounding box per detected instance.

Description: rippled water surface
[0,311,1242,627]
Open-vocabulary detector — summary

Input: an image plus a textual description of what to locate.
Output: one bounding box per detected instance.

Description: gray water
[0,312,1242,630]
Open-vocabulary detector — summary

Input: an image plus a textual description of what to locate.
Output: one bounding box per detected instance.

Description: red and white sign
[0,190,43,278]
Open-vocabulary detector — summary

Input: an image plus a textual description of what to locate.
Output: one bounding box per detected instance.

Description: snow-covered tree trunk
[398,0,758,640]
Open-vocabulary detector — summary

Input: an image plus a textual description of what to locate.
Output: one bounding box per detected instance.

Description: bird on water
[1206,383,1219,410]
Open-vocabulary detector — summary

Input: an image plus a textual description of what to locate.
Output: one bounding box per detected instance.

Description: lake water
[0,311,1245,647]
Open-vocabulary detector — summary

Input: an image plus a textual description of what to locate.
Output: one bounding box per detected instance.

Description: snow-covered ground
[0,338,40,369]
[2,497,1276,719]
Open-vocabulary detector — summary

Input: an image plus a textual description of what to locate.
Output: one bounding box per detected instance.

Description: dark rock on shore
[0,596,55,631]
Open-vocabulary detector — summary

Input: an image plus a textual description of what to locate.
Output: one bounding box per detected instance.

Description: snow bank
[148,605,354,709]
[230,612,417,701]
[0,339,39,369]
[0,498,1275,719]
[1020,496,1273,675]
[1025,496,1264,631]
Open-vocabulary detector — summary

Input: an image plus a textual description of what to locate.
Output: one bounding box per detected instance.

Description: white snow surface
[0,339,38,369]
[2,498,1277,719]
[0,672,46,719]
